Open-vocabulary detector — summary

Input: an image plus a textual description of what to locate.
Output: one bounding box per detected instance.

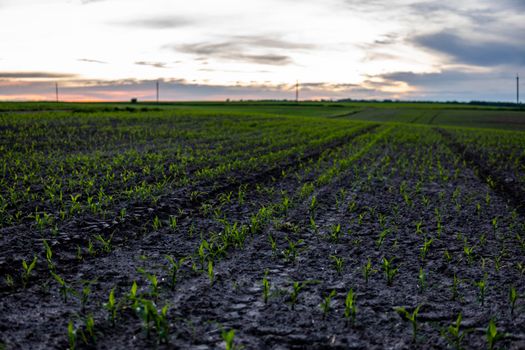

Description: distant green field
[1,101,524,130]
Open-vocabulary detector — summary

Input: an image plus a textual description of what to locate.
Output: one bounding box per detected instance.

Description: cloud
[0,72,76,78]
[78,58,107,64]
[413,31,525,66]
[118,16,193,29]
[135,61,168,68]
[174,35,313,66]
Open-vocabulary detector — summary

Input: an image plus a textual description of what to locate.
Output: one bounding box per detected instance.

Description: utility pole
[55,82,59,103]
[156,80,159,103]
[517,74,520,105]
[295,80,299,103]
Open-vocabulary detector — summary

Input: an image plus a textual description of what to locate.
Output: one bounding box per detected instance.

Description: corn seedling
[94,234,112,254]
[320,290,336,317]
[309,216,319,235]
[362,258,377,285]
[420,237,433,261]
[486,319,504,350]
[43,239,55,271]
[330,223,342,243]
[475,274,488,306]
[21,255,37,288]
[168,215,177,231]
[51,271,74,303]
[221,328,237,350]
[138,268,159,298]
[344,289,357,326]
[79,314,96,345]
[451,273,461,301]
[376,229,389,248]
[509,286,518,317]
[330,255,344,275]
[103,287,117,326]
[418,267,426,293]
[381,257,398,286]
[289,281,305,310]
[207,260,214,286]
[441,313,469,350]
[68,320,77,350]
[268,234,277,256]
[283,237,303,263]
[262,273,270,304]
[165,255,186,290]
[395,305,421,343]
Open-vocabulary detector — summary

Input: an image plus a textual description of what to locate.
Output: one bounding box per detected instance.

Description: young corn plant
[420,237,433,261]
[21,255,37,288]
[330,255,344,275]
[289,281,306,310]
[262,272,270,304]
[68,320,77,350]
[221,328,237,350]
[344,289,357,326]
[283,237,303,263]
[43,239,55,271]
[441,313,469,350]
[395,305,422,343]
[207,260,215,286]
[103,287,117,326]
[329,224,342,243]
[381,257,398,286]
[138,268,159,299]
[451,273,461,301]
[51,271,74,303]
[79,314,96,346]
[418,267,426,293]
[486,319,504,350]
[94,234,112,254]
[509,286,518,317]
[475,274,488,306]
[319,290,336,318]
[165,255,186,290]
[362,258,377,285]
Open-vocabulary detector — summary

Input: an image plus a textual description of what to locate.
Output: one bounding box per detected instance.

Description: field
[0,102,524,349]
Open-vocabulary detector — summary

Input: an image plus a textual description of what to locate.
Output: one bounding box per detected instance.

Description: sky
[0,0,523,102]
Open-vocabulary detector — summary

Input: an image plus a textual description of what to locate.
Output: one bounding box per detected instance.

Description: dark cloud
[135,61,168,68]
[413,31,525,67]
[0,72,76,78]
[173,36,313,66]
[118,16,193,29]
[377,69,517,101]
[78,58,107,64]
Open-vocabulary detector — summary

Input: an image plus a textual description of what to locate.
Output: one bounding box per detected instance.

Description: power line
[295,80,299,103]
[55,82,59,103]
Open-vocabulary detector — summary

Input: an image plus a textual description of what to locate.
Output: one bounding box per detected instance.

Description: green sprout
[381,257,398,286]
[330,255,344,275]
[262,271,270,304]
[395,305,421,343]
[420,237,433,261]
[43,239,55,271]
[221,328,237,350]
[475,274,488,306]
[362,258,377,285]
[486,319,504,350]
[344,289,357,326]
[320,290,336,317]
[509,286,518,317]
[51,271,74,303]
[68,320,77,350]
[21,255,37,288]
[441,313,469,350]
[103,287,117,326]
[165,255,186,290]
[207,260,215,286]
